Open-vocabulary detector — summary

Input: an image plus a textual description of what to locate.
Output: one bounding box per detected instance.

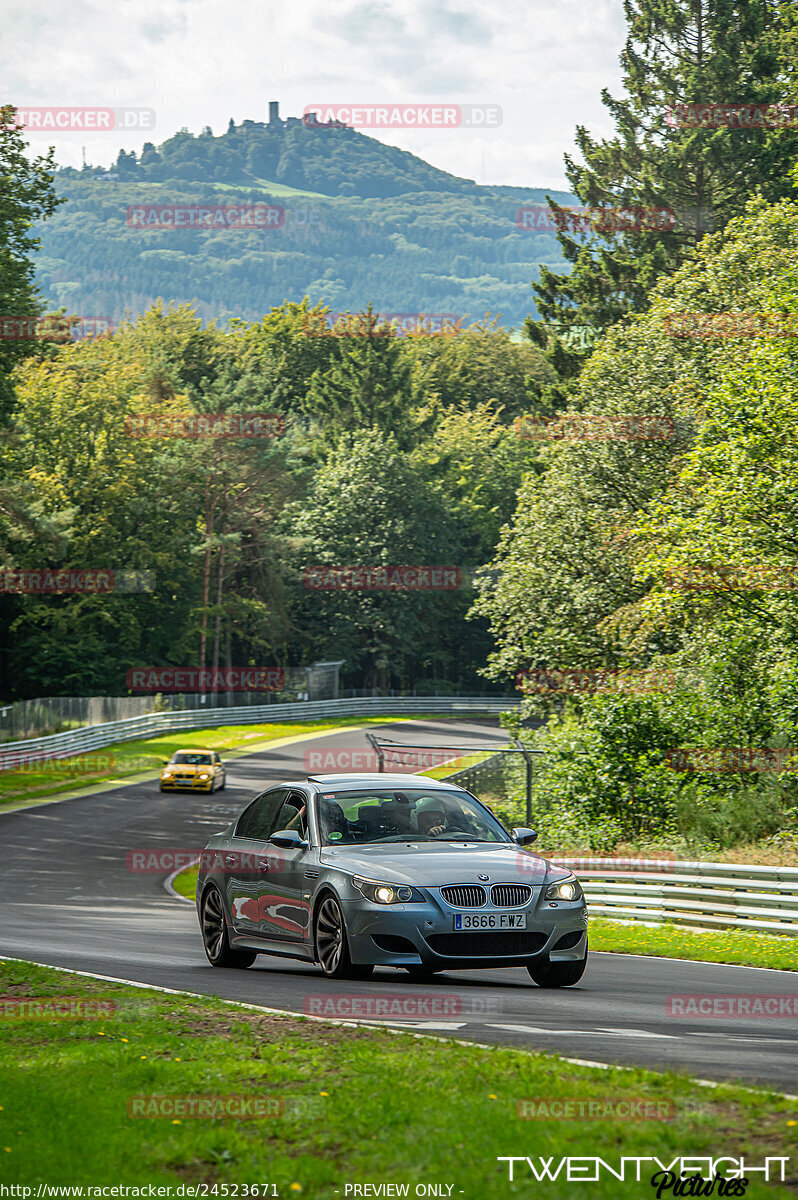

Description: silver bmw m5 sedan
[196,772,588,987]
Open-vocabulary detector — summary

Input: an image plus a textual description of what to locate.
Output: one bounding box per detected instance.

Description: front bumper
[160,776,214,792]
[342,891,588,969]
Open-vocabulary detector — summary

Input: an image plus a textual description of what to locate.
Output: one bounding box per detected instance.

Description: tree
[0,104,65,418]
[529,0,798,382]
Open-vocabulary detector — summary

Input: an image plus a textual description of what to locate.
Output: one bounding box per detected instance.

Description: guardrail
[0,696,520,770]
[551,858,798,937]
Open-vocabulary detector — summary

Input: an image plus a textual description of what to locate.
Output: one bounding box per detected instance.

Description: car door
[252,789,314,943]
[212,753,224,788]
[225,788,288,937]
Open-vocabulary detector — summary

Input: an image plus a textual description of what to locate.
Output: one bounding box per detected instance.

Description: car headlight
[162,770,173,777]
[545,875,583,901]
[353,875,413,904]
[197,773,209,780]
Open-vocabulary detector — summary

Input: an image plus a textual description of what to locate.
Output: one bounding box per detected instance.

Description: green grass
[589,918,798,971]
[171,864,198,900]
[0,716,420,809]
[1,958,796,1195]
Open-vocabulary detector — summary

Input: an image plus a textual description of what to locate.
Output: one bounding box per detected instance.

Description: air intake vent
[490,884,532,908]
[440,885,486,908]
[426,932,548,957]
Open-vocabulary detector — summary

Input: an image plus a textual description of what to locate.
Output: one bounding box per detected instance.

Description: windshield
[315,787,510,847]
[171,753,212,766]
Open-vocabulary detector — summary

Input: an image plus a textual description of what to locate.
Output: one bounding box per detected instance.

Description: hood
[318,841,571,887]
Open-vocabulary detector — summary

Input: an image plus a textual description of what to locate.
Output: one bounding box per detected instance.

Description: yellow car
[160,750,226,793]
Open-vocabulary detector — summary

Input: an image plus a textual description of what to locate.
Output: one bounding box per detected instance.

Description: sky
[4,0,628,188]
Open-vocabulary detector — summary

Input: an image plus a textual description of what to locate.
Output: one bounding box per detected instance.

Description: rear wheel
[527,948,587,988]
[315,894,373,980]
[201,886,257,968]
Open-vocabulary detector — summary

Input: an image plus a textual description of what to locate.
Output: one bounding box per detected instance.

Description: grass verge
[1,958,796,1196]
[589,917,798,971]
[0,716,425,809]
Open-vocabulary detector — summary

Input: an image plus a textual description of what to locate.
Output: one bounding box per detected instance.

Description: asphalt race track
[1,718,796,1091]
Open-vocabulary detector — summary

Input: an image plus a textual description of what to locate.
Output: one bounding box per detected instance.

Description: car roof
[304,772,460,790]
[174,748,215,753]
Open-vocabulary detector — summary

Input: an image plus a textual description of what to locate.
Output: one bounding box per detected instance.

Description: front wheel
[527,948,587,988]
[201,886,257,968]
[315,894,373,980]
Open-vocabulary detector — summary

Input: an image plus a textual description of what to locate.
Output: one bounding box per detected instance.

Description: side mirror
[269,829,308,849]
[512,827,538,846]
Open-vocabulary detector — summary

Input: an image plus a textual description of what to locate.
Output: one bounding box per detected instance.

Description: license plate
[452,912,526,931]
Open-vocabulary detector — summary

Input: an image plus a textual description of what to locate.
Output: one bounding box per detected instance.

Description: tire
[527,948,587,988]
[201,886,257,968]
[219,774,226,791]
[314,893,373,980]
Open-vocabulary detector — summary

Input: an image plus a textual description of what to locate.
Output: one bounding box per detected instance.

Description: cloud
[3,0,627,187]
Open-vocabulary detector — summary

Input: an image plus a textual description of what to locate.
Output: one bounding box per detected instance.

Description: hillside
[35,113,576,329]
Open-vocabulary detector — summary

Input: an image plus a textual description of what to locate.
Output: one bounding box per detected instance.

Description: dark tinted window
[235,788,288,840]
[273,792,309,838]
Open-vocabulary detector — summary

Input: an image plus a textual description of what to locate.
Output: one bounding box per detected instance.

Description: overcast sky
[5,0,628,188]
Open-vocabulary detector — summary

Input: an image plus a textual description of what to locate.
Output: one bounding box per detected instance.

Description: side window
[273,791,309,838]
[235,788,287,840]
[213,753,221,765]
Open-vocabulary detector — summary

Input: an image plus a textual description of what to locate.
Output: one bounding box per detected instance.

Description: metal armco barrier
[0,696,520,771]
[552,858,798,936]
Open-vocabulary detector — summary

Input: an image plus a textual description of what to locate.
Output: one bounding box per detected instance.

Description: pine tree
[529,0,798,385]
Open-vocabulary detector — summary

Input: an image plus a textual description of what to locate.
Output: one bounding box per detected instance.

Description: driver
[415,796,472,838]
